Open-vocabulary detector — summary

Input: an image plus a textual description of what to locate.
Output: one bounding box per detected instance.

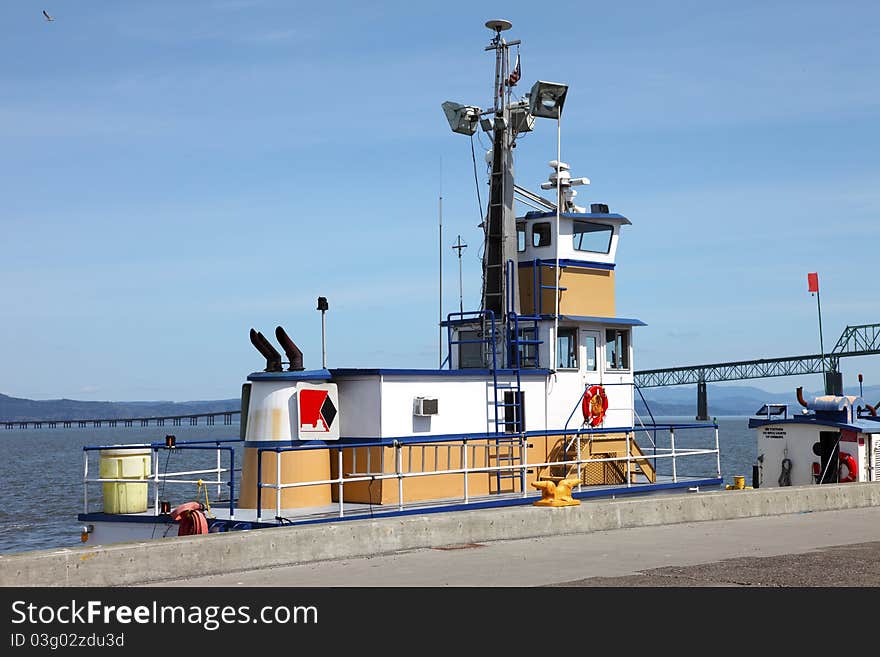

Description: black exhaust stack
[275,326,304,371]
[249,328,283,372]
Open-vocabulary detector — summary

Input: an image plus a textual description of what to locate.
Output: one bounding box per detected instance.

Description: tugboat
[78,20,723,546]
[750,377,880,487]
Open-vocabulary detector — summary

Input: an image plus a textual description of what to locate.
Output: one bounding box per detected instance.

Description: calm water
[0,417,755,555]
[0,424,243,555]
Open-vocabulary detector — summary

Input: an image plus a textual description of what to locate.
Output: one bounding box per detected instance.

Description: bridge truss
[635,323,880,389]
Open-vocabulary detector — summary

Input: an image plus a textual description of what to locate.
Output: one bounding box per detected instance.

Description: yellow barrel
[99,448,151,514]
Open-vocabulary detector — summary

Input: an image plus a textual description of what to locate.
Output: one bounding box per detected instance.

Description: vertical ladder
[488,260,542,492]
[483,163,506,316]
[491,368,524,493]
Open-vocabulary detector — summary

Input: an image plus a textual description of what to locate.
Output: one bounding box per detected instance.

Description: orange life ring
[169,501,209,536]
[582,385,609,427]
[838,451,858,483]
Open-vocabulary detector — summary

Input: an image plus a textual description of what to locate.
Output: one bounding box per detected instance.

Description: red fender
[582,385,609,427]
[169,502,209,536]
[838,451,858,483]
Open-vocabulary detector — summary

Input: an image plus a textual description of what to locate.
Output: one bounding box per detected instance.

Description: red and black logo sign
[299,389,337,433]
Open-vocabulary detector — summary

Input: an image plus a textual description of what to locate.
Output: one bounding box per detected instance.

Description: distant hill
[637,383,880,418]
[0,393,239,422]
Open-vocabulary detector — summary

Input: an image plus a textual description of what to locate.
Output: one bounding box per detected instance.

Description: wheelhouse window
[458,329,485,369]
[517,223,526,252]
[573,221,613,254]
[556,328,578,369]
[605,329,630,370]
[584,333,597,371]
[532,222,551,248]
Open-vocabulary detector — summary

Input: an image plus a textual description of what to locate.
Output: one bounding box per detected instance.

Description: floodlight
[480,117,493,132]
[509,100,535,134]
[528,81,568,119]
[442,101,481,136]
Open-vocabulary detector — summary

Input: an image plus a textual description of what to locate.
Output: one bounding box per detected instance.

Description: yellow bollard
[725,475,752,490]
[532,478,581,507]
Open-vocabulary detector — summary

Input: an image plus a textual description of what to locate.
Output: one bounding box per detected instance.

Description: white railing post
[626,431,631,488]
[153,447,160,515]
[670,428,677,483]
[338,449,344,518]
[463,440,469,504]
[396,442,403,511]
[715,425,721,478]
[256,449,263,523]
[520,436,528,497]
[83,450,89,514]
[216,447,222,499]
[576,433,582,491]
[276,450,282,521]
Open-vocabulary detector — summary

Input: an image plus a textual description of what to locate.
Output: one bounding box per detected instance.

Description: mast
[441,19,527,368]
[483,19,520,364]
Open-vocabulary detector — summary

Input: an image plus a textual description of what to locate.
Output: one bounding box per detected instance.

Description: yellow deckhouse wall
[239,448,332,509]
[519,263,616,318]
[329,432,654,505]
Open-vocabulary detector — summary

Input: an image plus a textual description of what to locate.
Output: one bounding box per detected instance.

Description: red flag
[807,272,819,293]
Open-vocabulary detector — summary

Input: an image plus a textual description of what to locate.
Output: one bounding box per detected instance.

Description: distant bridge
[5,325,878,429]
[634,324,880,387]
[634,323,880,418]
[3,410,240,430]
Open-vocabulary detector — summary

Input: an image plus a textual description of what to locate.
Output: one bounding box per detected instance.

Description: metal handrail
[445,309,497,372]
[254,420,719,522]
[82,440,241,519]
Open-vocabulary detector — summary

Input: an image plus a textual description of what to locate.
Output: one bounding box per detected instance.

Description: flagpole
[816,286,826,377]
[808,272,826,384]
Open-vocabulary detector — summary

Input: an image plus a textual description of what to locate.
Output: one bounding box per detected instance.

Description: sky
[1,1,878,402]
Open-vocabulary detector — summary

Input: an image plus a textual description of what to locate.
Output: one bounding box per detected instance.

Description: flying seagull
[42,10,54,21]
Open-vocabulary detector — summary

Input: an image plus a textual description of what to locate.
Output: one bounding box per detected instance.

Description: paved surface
[151,506,880,587]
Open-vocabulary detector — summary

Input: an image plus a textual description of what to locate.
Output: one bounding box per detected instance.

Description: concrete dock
[3,482,880,587]
[157,506,880,587]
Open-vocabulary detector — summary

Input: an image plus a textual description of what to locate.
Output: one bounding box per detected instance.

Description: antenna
[439,157,443,368]
[453,235,468,315]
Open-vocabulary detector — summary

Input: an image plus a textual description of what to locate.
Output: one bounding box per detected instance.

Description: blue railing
[529,258,567,316]
[445,309,497,372]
